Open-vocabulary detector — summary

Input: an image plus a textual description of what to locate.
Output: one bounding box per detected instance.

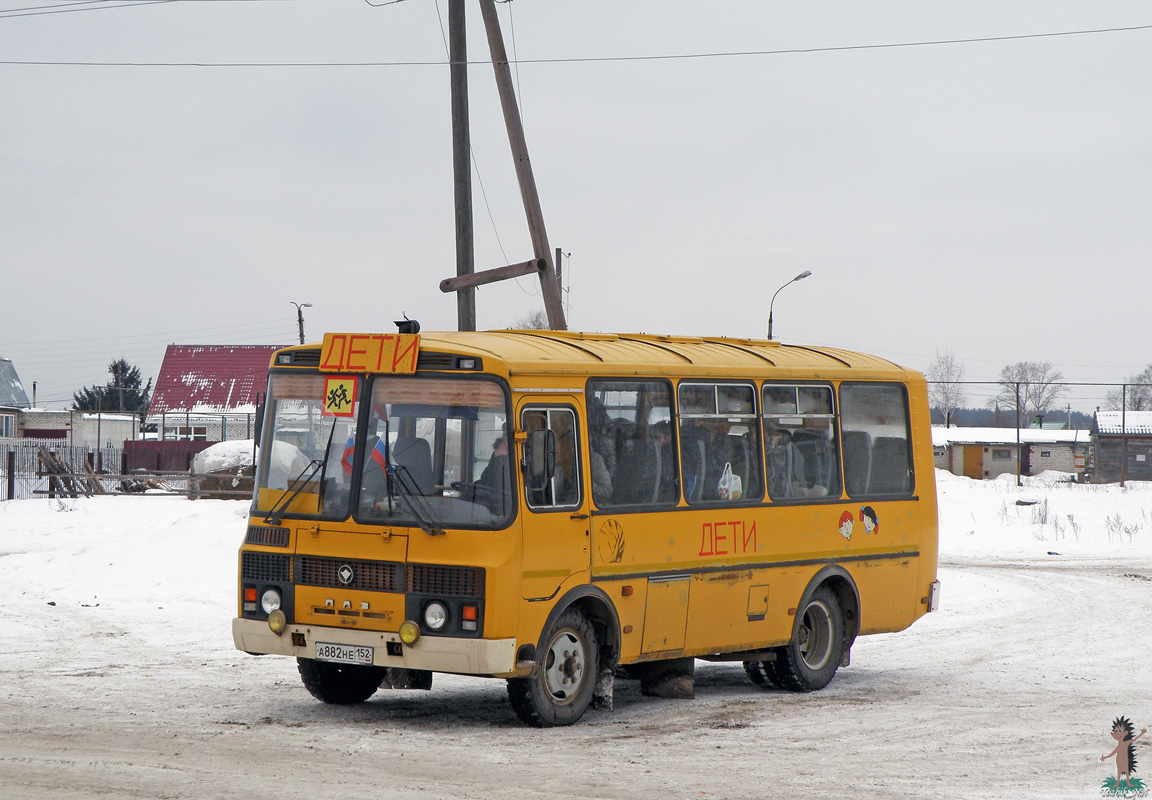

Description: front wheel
[297,658,386,704]
[507,608,598,727]
[772,586,844,692]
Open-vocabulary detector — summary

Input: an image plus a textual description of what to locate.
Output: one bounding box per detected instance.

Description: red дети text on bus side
[699,520,758,557]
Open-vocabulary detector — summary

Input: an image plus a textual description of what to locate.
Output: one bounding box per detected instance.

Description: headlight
[261,588,282,615]
[423,601,448,631]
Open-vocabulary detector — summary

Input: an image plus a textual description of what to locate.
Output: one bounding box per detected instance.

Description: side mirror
[523,429,556,491]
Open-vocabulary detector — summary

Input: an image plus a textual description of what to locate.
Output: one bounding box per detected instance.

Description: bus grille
[298,556,404,593]
[245,525,289,547]
[242,552,291,583]
[407,564,484,597]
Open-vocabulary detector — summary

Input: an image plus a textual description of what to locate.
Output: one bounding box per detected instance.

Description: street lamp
[291,302,312,345]
[767,270,812,340]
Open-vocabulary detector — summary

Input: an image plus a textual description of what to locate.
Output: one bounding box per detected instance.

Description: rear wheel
[297,658,386,704]
[772,586,844,692]
[742,658,779,689]
[507,608,598,727]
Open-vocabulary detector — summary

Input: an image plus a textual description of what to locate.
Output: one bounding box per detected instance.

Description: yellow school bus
[232,329,940,726]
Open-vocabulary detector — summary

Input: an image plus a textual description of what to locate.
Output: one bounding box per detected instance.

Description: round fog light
[260,588,282,615]
[423,601,448,631]
[399,620,421,645]
[267,609,287,635]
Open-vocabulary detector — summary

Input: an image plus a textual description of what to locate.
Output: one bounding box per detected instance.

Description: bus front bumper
[232,618,518,676]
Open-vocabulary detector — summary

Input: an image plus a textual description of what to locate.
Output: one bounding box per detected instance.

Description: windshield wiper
[263,459,323,526]
[388,464,445,536]
[264,420,338,525]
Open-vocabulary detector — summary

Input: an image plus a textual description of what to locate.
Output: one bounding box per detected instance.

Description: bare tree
[1104,364,1152,411]
[926,350,966,426]
[990,361,1066,421]
[511,309,549,330]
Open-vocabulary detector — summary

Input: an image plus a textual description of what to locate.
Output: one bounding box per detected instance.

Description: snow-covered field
[1,471,1150,799]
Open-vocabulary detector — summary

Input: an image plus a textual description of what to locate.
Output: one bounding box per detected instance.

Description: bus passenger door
[518,402,591,600]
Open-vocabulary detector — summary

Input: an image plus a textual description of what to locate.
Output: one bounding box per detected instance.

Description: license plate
[315,642,374,666]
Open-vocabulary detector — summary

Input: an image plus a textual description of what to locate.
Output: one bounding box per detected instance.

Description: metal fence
[1,438,128,500]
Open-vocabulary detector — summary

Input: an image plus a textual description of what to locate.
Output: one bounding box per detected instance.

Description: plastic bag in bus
[717,462,742,500]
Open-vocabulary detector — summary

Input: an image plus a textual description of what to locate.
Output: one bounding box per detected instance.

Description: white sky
[2,1,1150,411]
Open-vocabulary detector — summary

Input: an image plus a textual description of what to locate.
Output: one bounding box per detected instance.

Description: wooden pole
[478,0,567,330]
[450,0,476,332]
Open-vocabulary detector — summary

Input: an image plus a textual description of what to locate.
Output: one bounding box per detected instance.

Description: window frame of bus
[838,381,915,499]
[251,371,363,522]
[761,382,841,503]
[520,405,583,513]
[677,380,764,505]
[585,378,678,510]
[350,372,517,531]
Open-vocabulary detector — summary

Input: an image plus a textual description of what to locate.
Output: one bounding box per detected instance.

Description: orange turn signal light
[462,605,478,621]
[244,587,258,603]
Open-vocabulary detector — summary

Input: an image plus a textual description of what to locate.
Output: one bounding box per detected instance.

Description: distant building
[0,355,31,439]
[2,356,138,453]
[932,426,1090,480]
[146,345,280,442]
[1089,410,1152,483]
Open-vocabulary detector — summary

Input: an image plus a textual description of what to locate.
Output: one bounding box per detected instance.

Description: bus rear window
[839,383,913,497]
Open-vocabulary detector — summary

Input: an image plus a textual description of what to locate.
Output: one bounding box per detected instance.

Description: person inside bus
[475,435,511,515]
[765,424,792,499]
[651,420,676,502]
[590,448,613,503]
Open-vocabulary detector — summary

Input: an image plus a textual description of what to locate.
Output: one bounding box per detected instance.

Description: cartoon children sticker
[860,505,879,535]
[838,510,854,540]
[1102,716,1148,792]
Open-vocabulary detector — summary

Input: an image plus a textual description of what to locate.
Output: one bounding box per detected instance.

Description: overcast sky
[2,0,1150,412]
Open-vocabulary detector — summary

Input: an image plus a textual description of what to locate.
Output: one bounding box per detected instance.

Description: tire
[771,586,844,692]
[297,657,386,704]
[742,659,779,689]
[507,608,598,727]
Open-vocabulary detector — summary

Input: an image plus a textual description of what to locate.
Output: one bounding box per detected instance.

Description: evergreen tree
[73,359,152,417]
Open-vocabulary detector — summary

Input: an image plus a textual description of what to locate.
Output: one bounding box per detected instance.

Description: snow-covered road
[2,472,1150,799]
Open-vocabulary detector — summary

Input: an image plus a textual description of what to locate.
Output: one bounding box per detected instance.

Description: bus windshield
[357,375,513,529]
[254,373,514,528]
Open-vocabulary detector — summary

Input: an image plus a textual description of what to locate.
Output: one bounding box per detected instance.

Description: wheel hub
[543,631,585,702]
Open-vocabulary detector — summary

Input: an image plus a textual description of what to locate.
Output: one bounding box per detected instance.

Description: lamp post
[767,270,812,340]
[291,302,312,345]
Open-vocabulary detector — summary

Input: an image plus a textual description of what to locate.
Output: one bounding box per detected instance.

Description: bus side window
[762,383,839,501]
[521,407,581,511]
[678,382,762,504]
[839,383,914,498]
[586,380,676,507]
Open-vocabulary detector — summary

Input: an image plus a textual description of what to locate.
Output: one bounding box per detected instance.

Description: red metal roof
[150,345,279,414]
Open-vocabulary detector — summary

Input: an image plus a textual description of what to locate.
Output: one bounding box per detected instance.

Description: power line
[4,23,1152,66]
[0,0,176,19]
[0,0,301,19]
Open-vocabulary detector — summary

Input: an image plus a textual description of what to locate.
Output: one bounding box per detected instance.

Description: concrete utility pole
[291,301,311,344]
[449,0,475,332]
